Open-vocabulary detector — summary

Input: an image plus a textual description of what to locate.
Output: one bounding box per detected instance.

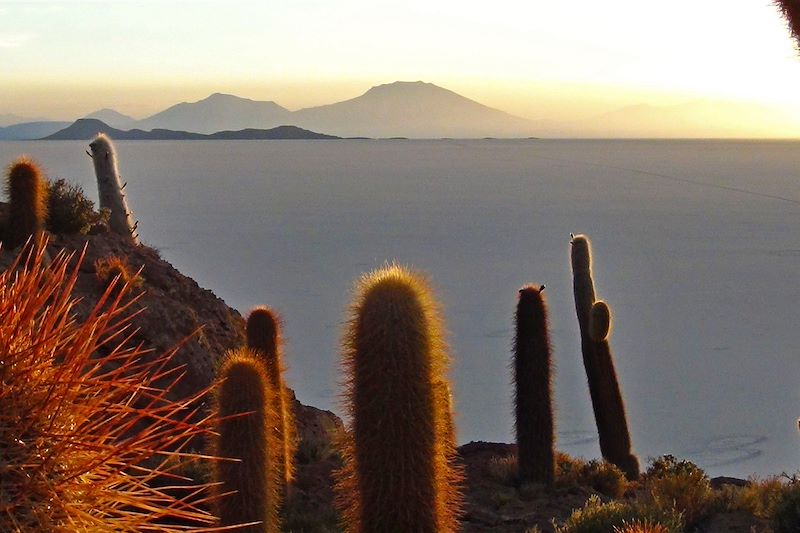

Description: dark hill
[43,119,340,140]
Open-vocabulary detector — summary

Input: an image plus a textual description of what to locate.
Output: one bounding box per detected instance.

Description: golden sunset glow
[2,0,800,136]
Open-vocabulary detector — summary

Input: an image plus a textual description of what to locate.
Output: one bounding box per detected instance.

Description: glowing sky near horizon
[2,0,800,127]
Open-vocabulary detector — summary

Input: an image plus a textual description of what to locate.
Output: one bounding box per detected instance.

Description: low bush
[46,178,108,234]
[556,495,683,533]
[771,480,800,533]
[555,453,628,498]
[641,455,714,528]
[720,475,787,518]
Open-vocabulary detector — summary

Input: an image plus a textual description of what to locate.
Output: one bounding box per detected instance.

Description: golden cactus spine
[337,265,463,533]
[435,379,457,450]
[4,157,48,250]
[589,301,640,479]
[513,285,555,485]
[0,241,218,531]
[246,306,296,491]
[88,134,139,244]
[212,348,280,532]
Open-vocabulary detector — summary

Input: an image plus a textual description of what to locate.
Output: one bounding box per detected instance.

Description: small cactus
[88,134,139,244]
[212,348,279,532]
[4,157,48,250]
[336,265,463,533]
[589,301,640,479]
[513,284,555,485]
[246,306,296,491]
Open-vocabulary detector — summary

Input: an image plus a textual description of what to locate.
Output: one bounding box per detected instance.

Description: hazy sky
[2,0,800,126]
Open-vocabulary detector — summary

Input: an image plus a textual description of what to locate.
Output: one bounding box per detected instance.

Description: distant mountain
[0,113,46,127]
[43,119,339,140]
[135,93,292,134]
[2,83,540,139]
[0,121,71,140]
[293,81,537,138]
[84,108,136,129]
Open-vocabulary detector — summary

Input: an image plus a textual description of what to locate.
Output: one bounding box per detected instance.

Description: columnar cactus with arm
[571,234,639,479]
[589,301,640,479]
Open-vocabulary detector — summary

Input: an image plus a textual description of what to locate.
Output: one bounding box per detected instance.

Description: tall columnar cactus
[4,157,48,250]
[212,348,279,532]
[776,0,800,46]
[246,306,296,491]
[88,134,139,245]
[337,265,463,533]
[570,235,604,446]
[513,285,555,485]
[589,301,640,479]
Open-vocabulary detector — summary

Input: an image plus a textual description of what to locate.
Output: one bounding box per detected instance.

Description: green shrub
[556,495,683,533]
[47,178,108,235]
[582,460,628,498]
[642,455,713,528]
[643,454,702,480]
[771,481,800,533]
[555,453,627,498]
[556,452,587,486]
[721,476,787,519]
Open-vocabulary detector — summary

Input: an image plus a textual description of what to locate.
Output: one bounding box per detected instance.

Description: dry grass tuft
[94,254,143,294]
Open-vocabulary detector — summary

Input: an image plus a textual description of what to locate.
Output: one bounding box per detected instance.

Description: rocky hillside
[0,216,341,447]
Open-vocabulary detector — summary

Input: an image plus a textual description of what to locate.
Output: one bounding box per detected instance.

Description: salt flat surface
[2,138,799,477]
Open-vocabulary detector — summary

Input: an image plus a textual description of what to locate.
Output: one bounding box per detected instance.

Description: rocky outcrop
[0,222,342,445]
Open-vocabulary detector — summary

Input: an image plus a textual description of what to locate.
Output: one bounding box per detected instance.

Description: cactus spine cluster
[513,284,555,485]
[212,348,279,532]
[337,265,463,533]
[776,0,800,46]
[246,306,296,492]
[570,234,639,479]
[88,134,139,245]
[4,157,48,250]
[589,300,640,479]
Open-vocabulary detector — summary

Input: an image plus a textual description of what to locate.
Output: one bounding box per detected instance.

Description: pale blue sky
[2,0,800,127]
